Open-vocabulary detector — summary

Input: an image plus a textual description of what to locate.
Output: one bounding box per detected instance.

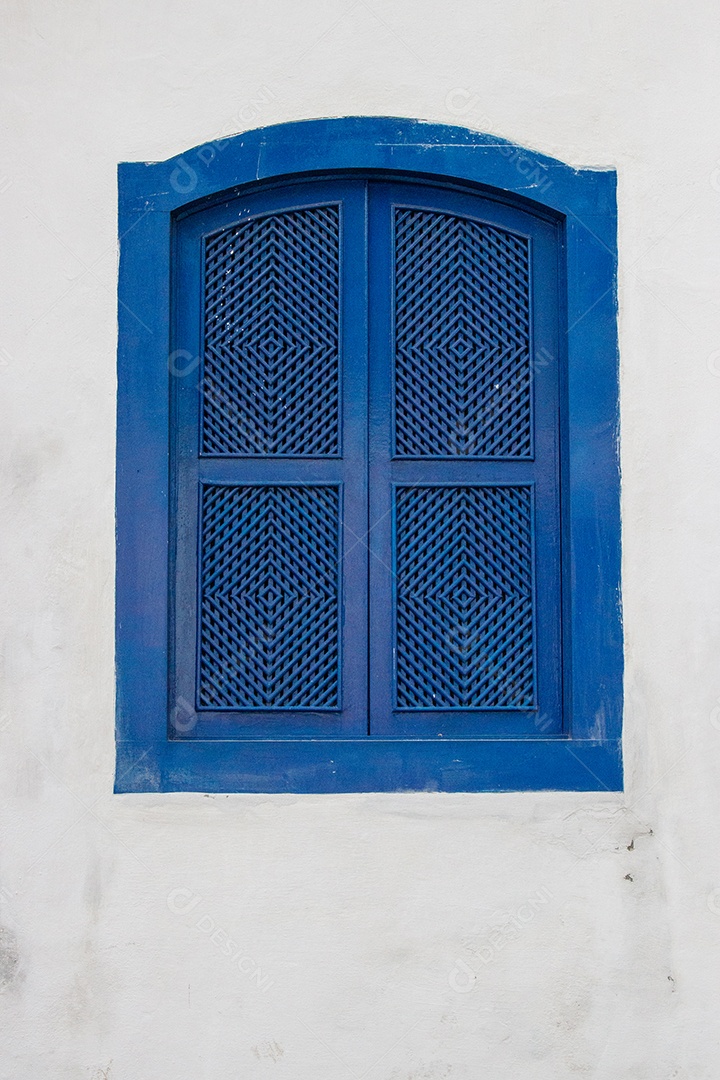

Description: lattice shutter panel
[394,209,531,458]
[198,484,340,709]
[395,485,535,709]
[203,206,340,455]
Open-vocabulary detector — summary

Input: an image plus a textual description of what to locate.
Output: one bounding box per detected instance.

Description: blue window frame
[116,117,622,793]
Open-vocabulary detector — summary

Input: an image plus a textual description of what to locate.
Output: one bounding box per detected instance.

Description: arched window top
[119,115,614,225]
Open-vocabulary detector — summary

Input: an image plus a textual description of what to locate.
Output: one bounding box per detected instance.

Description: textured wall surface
[1,1,720,1076]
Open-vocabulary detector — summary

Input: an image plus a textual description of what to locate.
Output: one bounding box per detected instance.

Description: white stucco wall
[1,1,720,1076]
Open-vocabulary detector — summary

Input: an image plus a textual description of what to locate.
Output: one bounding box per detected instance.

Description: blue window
[116,118,622,792]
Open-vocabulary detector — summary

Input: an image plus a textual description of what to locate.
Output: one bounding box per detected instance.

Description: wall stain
[627,828,654,851]
[0,926,19,990]
[89,1063,113,1080]
[252,1041,285,1063]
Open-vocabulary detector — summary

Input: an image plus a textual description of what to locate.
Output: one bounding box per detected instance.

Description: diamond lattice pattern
[198,484,340,708]
[395,485,535,708]
[203,206,340,455]
[394,208,531,457]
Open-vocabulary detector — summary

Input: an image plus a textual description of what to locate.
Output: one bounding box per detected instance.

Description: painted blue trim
[115,738,622,794]
[116,116,622,793]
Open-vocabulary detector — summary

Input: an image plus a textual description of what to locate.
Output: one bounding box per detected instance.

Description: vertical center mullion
[366,181,396,732]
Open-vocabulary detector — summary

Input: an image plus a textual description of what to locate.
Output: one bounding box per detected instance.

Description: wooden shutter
[367,181,563,736]
[172,180,369,737]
